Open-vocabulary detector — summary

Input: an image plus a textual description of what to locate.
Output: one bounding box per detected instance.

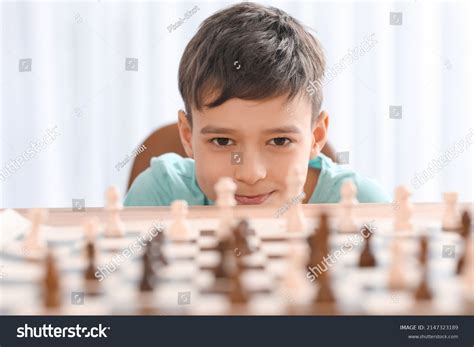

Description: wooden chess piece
[43,252,61,309]
[442,192,461,231]
[358,226,376,267]
[285,166,307,232]
[229,265,248,304]
[315,272,336,303]
[338,180,358,232]
[460,211,471,239]
[394,186,413,231]
[84,241,98,280]
[169,200,192,240]
[150,232,168,266]
[414,236,433,301]
[215,177,237,239]
[23,208,48,257]
[457,211,472,274]
[139,245,155,292]
[232,219,252,256]
[307,213,330,280]
[414,269,433,301]
[104,186,125,237]
[84,240,101,295]
[214,236,233,279]
[388,239,407,290]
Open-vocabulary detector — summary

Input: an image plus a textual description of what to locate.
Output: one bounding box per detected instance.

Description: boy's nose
[233,152,266,185]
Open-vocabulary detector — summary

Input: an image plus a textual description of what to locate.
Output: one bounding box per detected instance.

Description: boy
[125,2,389,207]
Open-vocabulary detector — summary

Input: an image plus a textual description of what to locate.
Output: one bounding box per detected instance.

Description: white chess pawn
[338,179,358,232]
[285,166,307,233]
[442,192,460,230]
[387,239,407,290]
[394,186,413,231]
[168,200,191,240]
[23,208,48,255]
[83,217,99,242]
[215,177,237,239]
[105,186,125,237]
[283,243,309,296]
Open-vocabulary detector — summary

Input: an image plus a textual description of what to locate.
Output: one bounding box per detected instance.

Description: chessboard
[0,200,473,316]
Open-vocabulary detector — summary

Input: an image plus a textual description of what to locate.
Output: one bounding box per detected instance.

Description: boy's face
[178,93,328,206]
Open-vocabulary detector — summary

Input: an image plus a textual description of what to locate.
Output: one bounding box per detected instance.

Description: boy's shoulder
[124,153,209,206]
[310,153,390,203]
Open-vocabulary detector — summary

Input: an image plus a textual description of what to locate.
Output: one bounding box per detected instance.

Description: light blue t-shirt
[124,152,390,206]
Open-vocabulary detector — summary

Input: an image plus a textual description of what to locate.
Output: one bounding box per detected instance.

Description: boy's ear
[177,110,194,158]
[310,110,329,160]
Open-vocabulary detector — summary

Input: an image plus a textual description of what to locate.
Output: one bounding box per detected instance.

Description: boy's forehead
[192,93,312,127]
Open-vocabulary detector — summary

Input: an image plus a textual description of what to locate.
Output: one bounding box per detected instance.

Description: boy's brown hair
[178,2,325,126]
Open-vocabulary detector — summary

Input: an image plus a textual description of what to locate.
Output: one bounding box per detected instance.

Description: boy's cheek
[194,164,228,201]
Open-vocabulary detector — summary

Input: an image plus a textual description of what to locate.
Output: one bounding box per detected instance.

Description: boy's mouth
[234,191,275,205]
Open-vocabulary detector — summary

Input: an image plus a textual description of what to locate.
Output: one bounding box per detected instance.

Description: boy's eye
[210,138,235,146]
[269,137,291,146]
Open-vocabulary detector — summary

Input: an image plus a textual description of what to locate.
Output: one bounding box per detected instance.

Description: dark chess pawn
[414,269,433,301]
[84,241,101,295]
[418,235,429,265]
[457,211,472,274]
[214,237,233,279]
[307,213,330,271]
[318,213,330,252]
[229,265,248,304]
[84,241,98,280]
[43,252,61,309]
[358,226,377,267]
[232,219,252,256]
[460,211,472,239]
[150,232,168,266]
[314,273,336,304]
[414,236,433,301]
[139,246,156,292]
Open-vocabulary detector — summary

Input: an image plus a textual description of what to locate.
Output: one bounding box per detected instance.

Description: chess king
[124,2,389,207]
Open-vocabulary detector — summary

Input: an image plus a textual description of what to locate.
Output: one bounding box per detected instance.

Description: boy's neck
[302,167,320,203]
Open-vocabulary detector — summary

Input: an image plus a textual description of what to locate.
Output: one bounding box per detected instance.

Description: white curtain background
[1,0,473,208]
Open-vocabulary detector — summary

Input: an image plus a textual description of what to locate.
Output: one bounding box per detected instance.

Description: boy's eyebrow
[200,125,301,135]
[200,126,235,134]
[262,126,301,134]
